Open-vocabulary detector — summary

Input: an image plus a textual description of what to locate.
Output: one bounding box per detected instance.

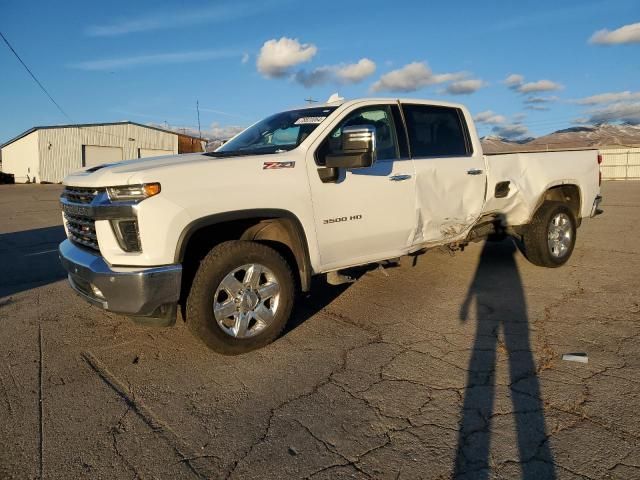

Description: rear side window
[402,104,470,157]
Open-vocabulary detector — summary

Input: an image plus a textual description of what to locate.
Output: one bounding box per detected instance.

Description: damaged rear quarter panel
[482,150,599,226]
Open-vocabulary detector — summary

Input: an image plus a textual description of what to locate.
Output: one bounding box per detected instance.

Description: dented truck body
[58,97,601,352]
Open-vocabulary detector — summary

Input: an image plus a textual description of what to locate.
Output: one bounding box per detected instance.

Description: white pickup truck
[59,97,602,354]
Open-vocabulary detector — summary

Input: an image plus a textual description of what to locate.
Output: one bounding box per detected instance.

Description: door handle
[467,168,483,175]
[389,174,412,181]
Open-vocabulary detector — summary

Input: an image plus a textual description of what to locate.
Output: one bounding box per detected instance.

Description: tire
[520,201,577,267]
[186,241,295,354]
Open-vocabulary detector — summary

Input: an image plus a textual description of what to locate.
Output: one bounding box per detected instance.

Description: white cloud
[293,58,377,87]
[85,1,287,36]
[504,74,524,87]
[335,58,376,83]
[293,67,333,87]
[492,123,529,139]
[512,112,527,123]
[590,22,640,45]
[524,95,559,104]
[241,53,250,64]
[518,80,563,94]
[474,110,506,125]
[208,122,246,140]
[71,49,238,71]
[577,91,640,105]
[445,79,486,95]
[584,102,640,125]
[504,74,562,94]
[370,62,465,93]
[525,105,550,111]
[257,37,317,78]
[156,122,246,141]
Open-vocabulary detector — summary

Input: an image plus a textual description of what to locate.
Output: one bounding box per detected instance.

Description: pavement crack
[81,351,209,479]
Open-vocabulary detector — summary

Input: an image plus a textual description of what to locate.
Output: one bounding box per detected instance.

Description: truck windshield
[210,106,337,156]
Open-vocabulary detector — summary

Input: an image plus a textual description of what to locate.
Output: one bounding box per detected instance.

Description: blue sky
[1,0,639,143]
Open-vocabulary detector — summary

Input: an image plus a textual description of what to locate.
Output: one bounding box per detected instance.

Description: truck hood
[62,153,212,186]
[62,152,298,187]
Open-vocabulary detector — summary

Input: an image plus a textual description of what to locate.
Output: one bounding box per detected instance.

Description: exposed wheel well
[177,213,311,308]
[541,184,581,222]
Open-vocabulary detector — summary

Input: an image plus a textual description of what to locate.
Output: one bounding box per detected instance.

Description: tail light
[597,154,602,186]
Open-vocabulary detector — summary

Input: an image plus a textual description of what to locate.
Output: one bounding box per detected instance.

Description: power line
[0,30,73,123]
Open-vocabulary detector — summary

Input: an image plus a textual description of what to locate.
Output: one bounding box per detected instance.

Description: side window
[402,105,470,157]
[316,105,399,165]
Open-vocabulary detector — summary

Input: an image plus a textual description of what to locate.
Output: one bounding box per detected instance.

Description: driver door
[305,103,417,271]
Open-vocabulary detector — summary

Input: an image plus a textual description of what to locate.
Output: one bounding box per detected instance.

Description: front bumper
[59,239,182,321]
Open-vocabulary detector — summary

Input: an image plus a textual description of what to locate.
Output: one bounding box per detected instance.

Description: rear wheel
[520,201,577,267]
[186,241,294,354]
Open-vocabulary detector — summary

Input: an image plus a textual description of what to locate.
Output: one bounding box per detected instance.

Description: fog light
[91,284,105,299]
[111,219,142,252]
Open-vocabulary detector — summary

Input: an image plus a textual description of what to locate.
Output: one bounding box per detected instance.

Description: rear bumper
[58,240,182,320]
[590,194,603,217]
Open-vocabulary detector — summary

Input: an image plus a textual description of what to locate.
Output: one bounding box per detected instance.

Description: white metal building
[0,122,198,183]
[599,146,640,180]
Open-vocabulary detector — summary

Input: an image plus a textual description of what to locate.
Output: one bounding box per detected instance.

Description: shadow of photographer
[454,239,556,479]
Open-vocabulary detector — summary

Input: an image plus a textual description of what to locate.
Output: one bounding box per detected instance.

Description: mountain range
[481,124,640,153]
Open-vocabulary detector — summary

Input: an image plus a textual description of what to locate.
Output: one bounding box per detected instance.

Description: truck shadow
[0,225,67,301]
[285,262,400,334]
[455,240,556,479]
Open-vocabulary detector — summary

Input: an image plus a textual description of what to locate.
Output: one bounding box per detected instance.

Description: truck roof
[294,97,467,111]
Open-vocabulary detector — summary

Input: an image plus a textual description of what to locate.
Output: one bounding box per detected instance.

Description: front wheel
[186,241,295,354]
[520,201,577,267]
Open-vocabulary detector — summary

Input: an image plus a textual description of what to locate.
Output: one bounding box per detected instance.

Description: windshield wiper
[204,151,257,157]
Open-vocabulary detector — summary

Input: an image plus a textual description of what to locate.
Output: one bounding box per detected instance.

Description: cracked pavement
[0,182,639,479]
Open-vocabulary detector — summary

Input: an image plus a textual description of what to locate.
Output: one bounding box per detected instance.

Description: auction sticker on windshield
[294,117,326,125]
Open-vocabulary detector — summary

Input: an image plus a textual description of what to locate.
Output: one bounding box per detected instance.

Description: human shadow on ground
[454,240,556,479]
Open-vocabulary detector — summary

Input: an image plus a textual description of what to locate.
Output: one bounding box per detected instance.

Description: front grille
[62,186,104,204]
[64,212,99,251]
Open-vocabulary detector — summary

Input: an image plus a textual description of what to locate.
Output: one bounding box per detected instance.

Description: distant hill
[481,124,640,153]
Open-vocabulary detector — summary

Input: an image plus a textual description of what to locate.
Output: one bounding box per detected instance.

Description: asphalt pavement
[0,182,638,479]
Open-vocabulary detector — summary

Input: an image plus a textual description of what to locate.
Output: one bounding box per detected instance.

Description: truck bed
[482,149,600,226]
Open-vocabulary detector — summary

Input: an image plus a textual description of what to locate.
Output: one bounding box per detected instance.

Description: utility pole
[196,100,202,140]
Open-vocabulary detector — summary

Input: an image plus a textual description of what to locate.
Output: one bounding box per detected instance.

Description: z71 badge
[263,161,295,169]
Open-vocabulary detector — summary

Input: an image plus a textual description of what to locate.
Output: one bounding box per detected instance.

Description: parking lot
[0,182,638,479]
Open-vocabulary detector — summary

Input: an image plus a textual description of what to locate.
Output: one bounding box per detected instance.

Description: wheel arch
[175,209,313,292]
[534,183,582,225]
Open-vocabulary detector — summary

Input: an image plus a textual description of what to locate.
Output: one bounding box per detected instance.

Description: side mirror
[325,125,376,169]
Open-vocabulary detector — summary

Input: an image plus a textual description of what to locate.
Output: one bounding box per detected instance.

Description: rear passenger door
[401,103,486,244]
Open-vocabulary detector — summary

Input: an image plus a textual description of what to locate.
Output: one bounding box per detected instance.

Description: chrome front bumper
[58,240,182,322]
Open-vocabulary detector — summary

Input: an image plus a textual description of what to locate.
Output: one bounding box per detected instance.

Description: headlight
[106,183,161,202]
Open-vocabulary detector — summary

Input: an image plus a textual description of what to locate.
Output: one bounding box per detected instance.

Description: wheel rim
[547,212,572,258]
[213,263,280,339]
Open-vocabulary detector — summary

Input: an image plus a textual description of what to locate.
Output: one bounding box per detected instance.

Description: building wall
[599,147,640,180]
[178,134,205,153]
[37,124,178,183]
[1,130,40,183]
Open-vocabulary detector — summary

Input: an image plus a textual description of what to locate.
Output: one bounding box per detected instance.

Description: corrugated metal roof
[0,121,201,148]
